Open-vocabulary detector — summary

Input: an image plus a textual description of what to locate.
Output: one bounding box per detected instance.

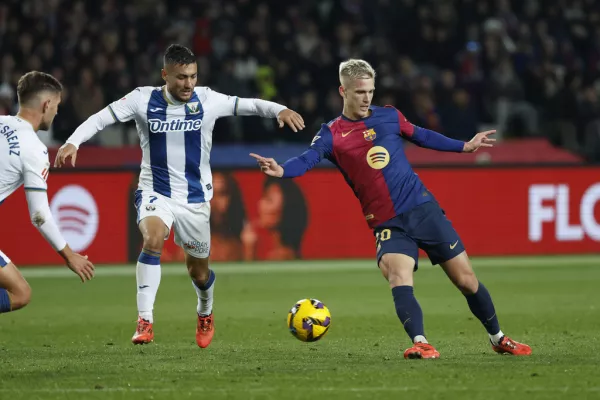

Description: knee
[454,270,479,295]
[379,254,414,287]
[142,232,164,254]
[187,257,209,282]
[10,282,32,311]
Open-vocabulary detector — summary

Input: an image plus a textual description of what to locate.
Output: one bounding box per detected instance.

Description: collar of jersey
[14,114,35,131]
[162,86,184,106]
[340,107,373,122]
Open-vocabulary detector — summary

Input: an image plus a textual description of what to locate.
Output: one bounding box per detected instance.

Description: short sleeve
[22,146,50,191]
[310,125,334,160]
[385,105,415,137]
[107,88,142,123]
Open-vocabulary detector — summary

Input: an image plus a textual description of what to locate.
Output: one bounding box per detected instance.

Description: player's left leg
[172,201,215,348]
[416,201,531,356]
[439,252,531,356]
[0,251,31,313]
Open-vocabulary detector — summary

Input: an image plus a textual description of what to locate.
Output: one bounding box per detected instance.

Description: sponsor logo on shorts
[146,205,156,211]
[184,240,209,254]
[450,240,459,249]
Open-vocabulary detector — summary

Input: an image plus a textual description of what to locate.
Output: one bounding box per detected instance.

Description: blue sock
[0,288,11,313]
[465,281,501,335]
[391,286,425,341]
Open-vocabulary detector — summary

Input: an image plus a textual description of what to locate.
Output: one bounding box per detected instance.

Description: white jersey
[0,116,50,204]
[105,86,248,204]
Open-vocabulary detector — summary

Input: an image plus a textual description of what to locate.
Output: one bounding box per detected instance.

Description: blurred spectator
[0,0,598,159]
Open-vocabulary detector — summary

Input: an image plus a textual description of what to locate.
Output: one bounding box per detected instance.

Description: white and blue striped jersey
[105,86,250,204]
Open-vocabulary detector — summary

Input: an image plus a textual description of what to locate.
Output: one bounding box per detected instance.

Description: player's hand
[463,130,496,153]
[54,143,79,167]
[66,253,95,283]
[249,153,284,177]
[277,109,305,132]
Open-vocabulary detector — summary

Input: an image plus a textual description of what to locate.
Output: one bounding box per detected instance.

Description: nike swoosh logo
[138,285,150,289]
[342,129,354,137]
[449,240,459,249]
[150,108,163,112]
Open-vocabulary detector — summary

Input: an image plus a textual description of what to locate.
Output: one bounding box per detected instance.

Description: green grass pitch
[1,256,599,400]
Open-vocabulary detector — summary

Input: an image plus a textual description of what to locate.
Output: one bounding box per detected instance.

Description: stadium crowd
[1,0,599,159]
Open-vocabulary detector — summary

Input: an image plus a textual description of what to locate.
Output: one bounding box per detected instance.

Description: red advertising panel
[163,167,600,262]
[0,172,135,265]
[3,168,598,266]
[416,167,600,256]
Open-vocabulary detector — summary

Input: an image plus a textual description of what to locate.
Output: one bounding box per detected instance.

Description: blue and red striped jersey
[282,105,465,229]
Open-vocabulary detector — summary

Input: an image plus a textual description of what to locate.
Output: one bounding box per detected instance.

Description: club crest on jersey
[186,102,201,114]
[363,128,376,141]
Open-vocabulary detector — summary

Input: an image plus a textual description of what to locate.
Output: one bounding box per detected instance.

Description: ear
[42,99,51,113]
[339,85,345,99]
[161,68,167,82]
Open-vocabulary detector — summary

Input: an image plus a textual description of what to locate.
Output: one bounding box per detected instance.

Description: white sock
[136,252,161,323]
[489,330,505,345]
[192,269,215,316]
[413,335,428,344]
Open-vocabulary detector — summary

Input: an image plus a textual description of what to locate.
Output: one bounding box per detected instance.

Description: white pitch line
[17,255,600,279]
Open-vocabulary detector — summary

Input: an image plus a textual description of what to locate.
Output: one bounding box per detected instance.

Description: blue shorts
[374,201,465,270]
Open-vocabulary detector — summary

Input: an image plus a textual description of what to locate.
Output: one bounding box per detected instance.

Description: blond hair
[339,59,376,84]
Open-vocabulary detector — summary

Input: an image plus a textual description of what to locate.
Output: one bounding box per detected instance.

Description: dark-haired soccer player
[251,59,531,359]
[0,71,95,314]
[55,44,305,347]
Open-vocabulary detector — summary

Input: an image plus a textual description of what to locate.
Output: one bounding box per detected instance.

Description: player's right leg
[132,191,173,345]
[0,251,31,313]
[375,226,439,359]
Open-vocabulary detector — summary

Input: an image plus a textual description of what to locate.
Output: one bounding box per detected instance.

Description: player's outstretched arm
[393,106,496,153]
[250,147,322,178]
[250,153,284,177]
[24,190,95,282]
[276,109,305,133]
[406,126,496,153]
[54,107,118,168]
[55,89,142,168]
[462,130,496,153]
[235,97,304,132]
[211,88,305,132]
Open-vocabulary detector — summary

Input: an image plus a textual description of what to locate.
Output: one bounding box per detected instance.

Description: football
[286,298,331,342]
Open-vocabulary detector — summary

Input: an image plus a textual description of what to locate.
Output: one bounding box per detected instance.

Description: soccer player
[54,44,304,347]
[250,59,532,358]
[0,71,95,314]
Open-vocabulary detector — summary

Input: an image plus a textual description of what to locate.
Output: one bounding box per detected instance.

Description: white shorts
[134,190,211,258]
[0,250,11,267]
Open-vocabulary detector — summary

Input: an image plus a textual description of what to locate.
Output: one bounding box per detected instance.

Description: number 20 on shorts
[375,228,391,247]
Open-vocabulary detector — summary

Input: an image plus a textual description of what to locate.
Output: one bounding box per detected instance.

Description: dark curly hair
[163,44,196,66]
